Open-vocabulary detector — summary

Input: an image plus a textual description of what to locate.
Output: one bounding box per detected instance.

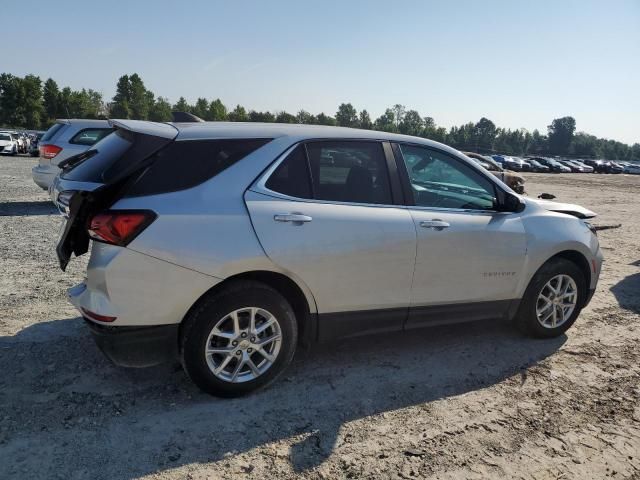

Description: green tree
[208,98,227,120]
[374,108,396,132]
[547,116,576,154]
[399,109,423,136]
[173,96,191,112]
[275,111,296,123]
[391,104,406,129]
[296,109,316,124]
[358,110,372,130]
[128,73,150,119]
[110,74,131,118]
[228,104,248,121]
[42,78,60,125]
[335,103,358,127]
[149,97,172,122]
[248,110,275,122]
[473,117,496,152]
[192,97,209,119]
[0,74,26,126]
[20,74,44,129]
[315,113,336,126]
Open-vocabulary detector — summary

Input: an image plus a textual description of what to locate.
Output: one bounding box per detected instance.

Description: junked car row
[0,130,42,156]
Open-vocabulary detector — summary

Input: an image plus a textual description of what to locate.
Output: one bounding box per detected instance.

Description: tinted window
[126,138,271,196]
[70,128,113,146]
[265,145,312,198]
[400,145,496,210]
[0,134,10,141]
[40,123,67,142]
[305,141,392,204]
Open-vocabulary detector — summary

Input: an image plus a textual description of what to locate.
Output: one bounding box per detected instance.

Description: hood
[0,140,12,146]
[527,197,597,219]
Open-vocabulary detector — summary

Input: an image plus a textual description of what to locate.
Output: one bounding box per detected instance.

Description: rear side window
[125,138,271,196]
[265,146,312,198]
[70,128,113,146]
[266,141,392,205]
[40,123,67,142]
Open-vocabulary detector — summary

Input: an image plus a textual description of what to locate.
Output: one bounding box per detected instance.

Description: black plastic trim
[406,300,515,329]
[317,307,407,342]
[85,319,179,368]
[317,300,519,342]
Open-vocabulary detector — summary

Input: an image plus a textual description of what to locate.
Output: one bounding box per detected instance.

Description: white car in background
[0,132,18,155]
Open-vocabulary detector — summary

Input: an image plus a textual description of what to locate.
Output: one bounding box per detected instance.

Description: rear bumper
[84,319,179,367]
[32,165,58,190]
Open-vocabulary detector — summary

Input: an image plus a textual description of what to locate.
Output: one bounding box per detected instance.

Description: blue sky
[3,0,639,144]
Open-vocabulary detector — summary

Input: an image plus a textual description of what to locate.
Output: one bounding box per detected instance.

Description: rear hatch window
[40,122,67,143]
[61,129,170,184]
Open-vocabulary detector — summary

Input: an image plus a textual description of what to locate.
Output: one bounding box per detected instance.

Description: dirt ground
[1,154,639,480]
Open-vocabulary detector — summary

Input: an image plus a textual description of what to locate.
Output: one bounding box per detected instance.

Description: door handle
[420,219,450,230]
[274,213,313,223]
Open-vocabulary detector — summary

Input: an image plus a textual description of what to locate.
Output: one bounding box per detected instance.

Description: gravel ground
[1,154,639,480]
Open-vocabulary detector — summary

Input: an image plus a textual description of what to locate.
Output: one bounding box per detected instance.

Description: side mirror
[500,192,525,213]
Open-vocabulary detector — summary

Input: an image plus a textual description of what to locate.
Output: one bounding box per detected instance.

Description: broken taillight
[88,210,156,246]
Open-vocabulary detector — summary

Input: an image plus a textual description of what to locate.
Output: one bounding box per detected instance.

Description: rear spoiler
[108,119,179,140]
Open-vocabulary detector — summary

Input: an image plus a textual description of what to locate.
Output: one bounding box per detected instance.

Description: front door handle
[274,213,313,223]
[420,219,450,230]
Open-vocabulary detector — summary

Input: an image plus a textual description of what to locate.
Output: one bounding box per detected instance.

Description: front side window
[399,144,496,210]
[266,141,393,205]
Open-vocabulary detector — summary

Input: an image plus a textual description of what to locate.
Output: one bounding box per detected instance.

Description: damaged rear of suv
[53,120,603,397]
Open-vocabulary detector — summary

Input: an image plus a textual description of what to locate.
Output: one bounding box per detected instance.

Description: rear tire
[516,258,586,338]
[180,281,298,397]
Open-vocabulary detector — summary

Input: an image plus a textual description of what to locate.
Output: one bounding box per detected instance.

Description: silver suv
[52,120,603,397]
[32,119,113,190]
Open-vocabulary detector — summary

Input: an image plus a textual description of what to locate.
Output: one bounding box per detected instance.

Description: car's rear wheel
[516,258,586,338]
[181,281,298,397]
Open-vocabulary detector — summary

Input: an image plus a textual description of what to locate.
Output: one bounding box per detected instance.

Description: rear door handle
[274,213,313,223]
[420,219,450,230]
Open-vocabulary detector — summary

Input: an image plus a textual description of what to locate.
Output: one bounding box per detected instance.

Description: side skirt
[317,299,521,342]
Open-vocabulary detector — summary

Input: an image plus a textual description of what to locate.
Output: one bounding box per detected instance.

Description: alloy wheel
[536,274,578,329]
[204,307,282,383]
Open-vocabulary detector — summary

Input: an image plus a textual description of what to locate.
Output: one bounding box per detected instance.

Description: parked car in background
[623,163,640,175]
[526,158,551,173]
[567,160,594,173]
[530,157,571,173]
[608,161,624,174]
[51,120,602,397]
[463,152,525,193]
[507,156,532,172]
[559,160,587,173]
[32,119,113,190]
[0,132,19,155]
[582,159,607,173]
[29,132,43,157]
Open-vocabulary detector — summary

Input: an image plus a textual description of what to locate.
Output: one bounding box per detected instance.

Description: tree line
[1,72,638,161]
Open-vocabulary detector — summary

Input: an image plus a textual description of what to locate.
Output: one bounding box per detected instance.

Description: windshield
[0,134,11,141]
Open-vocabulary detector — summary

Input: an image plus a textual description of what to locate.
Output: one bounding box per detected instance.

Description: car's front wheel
[516,258,586,338]
[181,281,298,397]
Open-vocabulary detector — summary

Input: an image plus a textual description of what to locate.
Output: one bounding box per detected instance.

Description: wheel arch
[536,249,592,307]
[179,270,317,348]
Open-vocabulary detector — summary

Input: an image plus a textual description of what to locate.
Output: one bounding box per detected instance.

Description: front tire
[516,258,586,338]
[181,281,298,397]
